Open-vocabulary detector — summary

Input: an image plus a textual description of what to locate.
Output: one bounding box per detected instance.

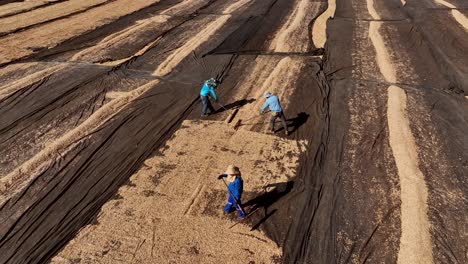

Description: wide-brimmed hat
[264,91,272,98]
[225,164,240,175]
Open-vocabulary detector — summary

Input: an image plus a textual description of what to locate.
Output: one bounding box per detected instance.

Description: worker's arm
[209,87,218,101]
[217,174,227,180]
[261,100,270,113]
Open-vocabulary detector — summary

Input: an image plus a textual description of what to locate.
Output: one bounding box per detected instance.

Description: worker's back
[200,81,218,100]
[263,95,283,113]
[200,82,211,96]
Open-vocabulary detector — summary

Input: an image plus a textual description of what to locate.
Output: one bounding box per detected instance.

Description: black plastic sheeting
[272,0,466,263]
[0,0,467,263]
[0,0,24,6]
[0,0,324,262]
[258,0,467,263]
[404,1,468,94]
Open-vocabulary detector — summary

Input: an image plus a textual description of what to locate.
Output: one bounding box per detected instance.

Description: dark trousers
[270,111,288,131]
[201,95,215,115]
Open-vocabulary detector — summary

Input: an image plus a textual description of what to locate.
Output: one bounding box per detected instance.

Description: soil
[0,0,467,263]
[53,120,299,263]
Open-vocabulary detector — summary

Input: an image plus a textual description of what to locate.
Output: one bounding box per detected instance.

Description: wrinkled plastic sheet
[0,0,467,263]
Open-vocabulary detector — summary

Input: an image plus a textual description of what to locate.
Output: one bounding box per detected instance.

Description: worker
[261,91,289,135]
[217,165,246,218]
[200,78,219,116]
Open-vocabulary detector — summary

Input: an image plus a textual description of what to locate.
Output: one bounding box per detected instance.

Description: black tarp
[0,0,467,263]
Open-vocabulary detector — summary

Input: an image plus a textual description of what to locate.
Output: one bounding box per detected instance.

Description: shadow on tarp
[243,181,294,230]
[273,112,309,133]
[216,98,256,113]
[287,112,309,133]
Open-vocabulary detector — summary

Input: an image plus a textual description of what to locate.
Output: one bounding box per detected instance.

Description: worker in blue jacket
[200,78,219,116]
[261,91,289,135]
[217,165,246,218]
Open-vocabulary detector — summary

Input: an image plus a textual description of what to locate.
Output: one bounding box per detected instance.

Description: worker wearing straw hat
[217,165,246,218]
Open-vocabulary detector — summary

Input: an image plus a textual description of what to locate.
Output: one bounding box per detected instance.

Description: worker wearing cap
[261,91,289,135]
[217,165,246,218]
[200,78,219,116]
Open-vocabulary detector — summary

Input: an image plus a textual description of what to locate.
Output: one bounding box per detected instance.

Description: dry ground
[0,0,467,263]
[53,120,306,263]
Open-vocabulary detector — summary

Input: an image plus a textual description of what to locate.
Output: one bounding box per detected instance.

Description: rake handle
[221,178,246,215]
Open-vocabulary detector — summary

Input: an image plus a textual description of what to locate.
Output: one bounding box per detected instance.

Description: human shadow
[287,112,309,133]
[251,209,277,231]
[274,112,310,134]
[243,181,294,230]
[216,98,256,113]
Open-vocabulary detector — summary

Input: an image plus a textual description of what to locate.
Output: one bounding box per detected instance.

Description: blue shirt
[261,95,283,113]
[222,174,243,200]
[200,81,218,101]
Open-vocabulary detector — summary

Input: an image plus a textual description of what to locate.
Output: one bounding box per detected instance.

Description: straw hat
[224,164,240,175]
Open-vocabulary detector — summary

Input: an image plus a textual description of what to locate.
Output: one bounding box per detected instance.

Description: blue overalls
[222,175,245,218]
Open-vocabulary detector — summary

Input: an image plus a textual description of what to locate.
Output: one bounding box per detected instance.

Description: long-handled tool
[216,101,228,112]
[221,178,246,216]
[229,207,261,229]
[233,113,265,130]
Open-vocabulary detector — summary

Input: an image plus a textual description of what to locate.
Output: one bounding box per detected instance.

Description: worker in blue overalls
[218,165,246,218]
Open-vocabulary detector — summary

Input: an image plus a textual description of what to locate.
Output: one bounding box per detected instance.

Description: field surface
[0,0,467,263]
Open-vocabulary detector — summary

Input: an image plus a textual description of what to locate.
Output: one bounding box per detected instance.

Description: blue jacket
[200,81,218,101]
[222,175,243,200]
[261,95,283,113]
